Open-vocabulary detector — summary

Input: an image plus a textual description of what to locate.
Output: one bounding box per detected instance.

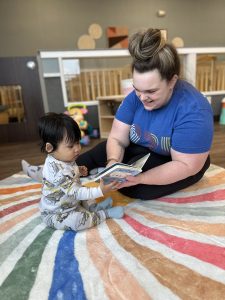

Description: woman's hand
[79,165,88,177]
[117,175,141,188]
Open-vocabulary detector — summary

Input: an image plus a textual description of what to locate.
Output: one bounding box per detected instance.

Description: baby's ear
[45,143,54,153]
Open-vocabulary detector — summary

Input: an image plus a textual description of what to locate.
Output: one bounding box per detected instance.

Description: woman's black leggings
[77,141,210,200]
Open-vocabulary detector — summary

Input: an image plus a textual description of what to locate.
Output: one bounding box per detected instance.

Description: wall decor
[172,37,184,48]
[77,23,102,50]
[88,23,103,40]
[107,26,128,48]
[77,34,95,49]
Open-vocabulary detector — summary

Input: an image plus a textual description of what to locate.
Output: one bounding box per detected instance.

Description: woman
[23,28,213,200]
[76,28,213,200]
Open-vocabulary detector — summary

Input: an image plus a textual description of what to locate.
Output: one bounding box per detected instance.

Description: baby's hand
[100,179,120,194]
[79,165,88,177]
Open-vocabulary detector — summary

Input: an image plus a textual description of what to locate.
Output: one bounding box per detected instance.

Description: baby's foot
[21,160,43,182]
[96,197,113,210]
[89,197,113,212]
[106,206,124,219]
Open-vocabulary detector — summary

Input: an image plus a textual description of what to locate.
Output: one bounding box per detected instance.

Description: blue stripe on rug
[48,230,86,300]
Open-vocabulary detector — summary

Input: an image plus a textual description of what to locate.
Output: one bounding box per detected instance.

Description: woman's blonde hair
[128,28,180,81]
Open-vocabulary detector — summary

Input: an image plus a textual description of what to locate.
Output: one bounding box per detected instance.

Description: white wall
[0,0,224,56]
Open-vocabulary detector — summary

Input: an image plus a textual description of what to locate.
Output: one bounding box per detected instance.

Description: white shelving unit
[37,48,225,136]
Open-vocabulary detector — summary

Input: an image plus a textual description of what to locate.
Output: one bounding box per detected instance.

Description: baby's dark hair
[38,113,81,153]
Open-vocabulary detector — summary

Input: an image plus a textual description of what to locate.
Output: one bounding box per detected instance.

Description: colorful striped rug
[1,164,225,300]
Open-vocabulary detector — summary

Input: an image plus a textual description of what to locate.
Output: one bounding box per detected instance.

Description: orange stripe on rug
[180,170,225,192]
[134,209,225,236]
[108,221,225,300]
[86,227,152,300]
[0,207,39,233]
[0,184,41,195]
[0,191,41,205]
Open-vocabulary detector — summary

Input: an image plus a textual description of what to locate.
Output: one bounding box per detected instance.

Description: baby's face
[52,136,81,163]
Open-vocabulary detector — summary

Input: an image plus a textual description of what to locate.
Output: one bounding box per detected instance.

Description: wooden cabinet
[0,57,44,143]
[97,95,124,138]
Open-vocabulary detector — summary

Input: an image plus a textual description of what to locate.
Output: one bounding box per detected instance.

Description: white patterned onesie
[39,155,107,231]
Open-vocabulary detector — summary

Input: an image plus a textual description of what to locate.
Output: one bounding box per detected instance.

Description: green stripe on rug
[0,217,42,265]
[136,202,225,217]
[0,227,54,300]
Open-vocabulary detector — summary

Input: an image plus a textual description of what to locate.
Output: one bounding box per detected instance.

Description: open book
[86,153,150,184]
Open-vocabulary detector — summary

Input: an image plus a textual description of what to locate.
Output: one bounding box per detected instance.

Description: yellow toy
[66,104,90,145]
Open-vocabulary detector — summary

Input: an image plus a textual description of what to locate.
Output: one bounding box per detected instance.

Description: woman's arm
[106,119,130,166]
[141,149,209,185]
[119,148,209,187]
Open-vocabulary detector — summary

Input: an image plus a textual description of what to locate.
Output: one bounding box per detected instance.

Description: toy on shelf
[65,104,91,145]
[219,98,225,125]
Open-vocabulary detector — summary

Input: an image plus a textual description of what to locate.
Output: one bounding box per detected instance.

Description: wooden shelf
[97,95,124,101]
[101,115,115,119]
[101,132,110,139]
[97,95,124,138]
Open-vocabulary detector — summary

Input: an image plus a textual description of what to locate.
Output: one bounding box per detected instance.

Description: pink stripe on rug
[159,189,225,203]
[125,215,225,270]
[0,199,39,217]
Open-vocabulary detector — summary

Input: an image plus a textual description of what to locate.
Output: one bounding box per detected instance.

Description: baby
[32,112,124,231]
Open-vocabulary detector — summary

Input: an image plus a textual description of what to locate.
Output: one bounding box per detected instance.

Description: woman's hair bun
[128,28,166,61]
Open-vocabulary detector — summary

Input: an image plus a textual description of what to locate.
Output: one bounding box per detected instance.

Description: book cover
[86,153,150,184]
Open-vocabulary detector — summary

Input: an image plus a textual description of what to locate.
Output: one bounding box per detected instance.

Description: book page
[131,153,150,169]
[102,167,141,184]
[84,152,150,183]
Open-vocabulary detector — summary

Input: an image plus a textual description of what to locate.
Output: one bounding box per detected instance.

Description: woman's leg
[79,142,211,199]
[76,140,107,170]
[22,139,210,200]
[120,154,210,200]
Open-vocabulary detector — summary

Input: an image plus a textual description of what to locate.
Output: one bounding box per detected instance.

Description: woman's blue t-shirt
[115,80,214,156]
